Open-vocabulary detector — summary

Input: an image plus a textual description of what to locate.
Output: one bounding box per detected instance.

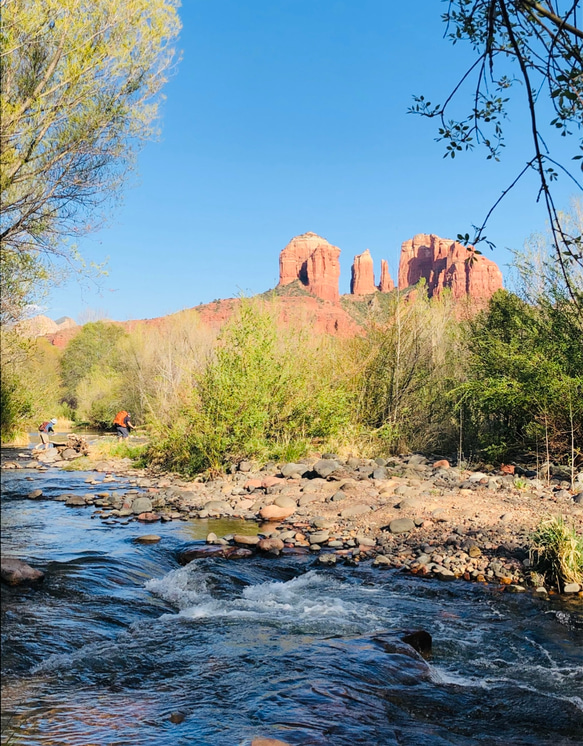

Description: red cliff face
[278,232,341,302]
[351,249,377,295]
[398,233,503,300]
[378,259,395,292]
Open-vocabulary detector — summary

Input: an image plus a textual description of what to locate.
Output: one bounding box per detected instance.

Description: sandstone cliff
[278,232,341,302]
[378,259,395,292]
[398,233,503,300]
[351,250,377,295]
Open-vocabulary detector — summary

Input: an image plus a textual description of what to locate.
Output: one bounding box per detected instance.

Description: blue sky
[47,0,578,322]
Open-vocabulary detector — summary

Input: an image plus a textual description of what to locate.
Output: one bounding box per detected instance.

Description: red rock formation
[378,259,395,292]
[351,249,377,295]
[278,232,340,302]
[398,233,503,300]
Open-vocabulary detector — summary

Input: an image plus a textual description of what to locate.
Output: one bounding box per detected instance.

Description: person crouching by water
[37,418,57,449]
[113,410,134,439]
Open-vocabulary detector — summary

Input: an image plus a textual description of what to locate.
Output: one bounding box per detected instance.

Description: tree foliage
[0,0,181,285]
[411,1,582,306]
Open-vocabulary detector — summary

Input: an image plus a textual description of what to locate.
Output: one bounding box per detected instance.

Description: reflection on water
[2,449,582,745]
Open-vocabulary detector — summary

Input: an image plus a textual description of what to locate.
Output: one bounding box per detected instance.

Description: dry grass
[529,516,583,589]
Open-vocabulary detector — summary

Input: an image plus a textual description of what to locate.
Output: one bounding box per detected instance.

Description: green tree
[60,321,127,409]
[411,1,582,304]
[0,0,181,283]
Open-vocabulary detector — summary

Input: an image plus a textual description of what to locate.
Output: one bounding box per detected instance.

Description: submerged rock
[1,557,44,586]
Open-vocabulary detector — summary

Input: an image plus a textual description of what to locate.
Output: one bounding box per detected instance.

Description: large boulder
[1,557,44,586]
[131,496,153,514]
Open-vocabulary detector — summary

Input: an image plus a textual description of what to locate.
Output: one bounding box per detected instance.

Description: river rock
[563,583,581,594]
[312,459,340,478]
[339,504,371,518]
[251,739,293,746]
[61,448,80,460]
[317,553,337,566]
[259,505,295,521]
[373,555,392,567]
[257,538,284,553]
[134,535,161,543]
[402,630,432,656]
[66,495,88,506]
[178,546,227,564]
[234,534,260,546]
[435,567,456,581]
[26,489,43,499]
[137,512,160,522]
[1,557,44,586]
[280,463,308,477]
[131,496,153,514]
[388,518,415,534]
[309,531,330,544]
[224,547,254,560]
[203,500,232,514]
[273,495,297,509]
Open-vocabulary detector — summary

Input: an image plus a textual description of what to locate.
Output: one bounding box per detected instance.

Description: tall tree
[411,1,582,308]
[0,0,181,314]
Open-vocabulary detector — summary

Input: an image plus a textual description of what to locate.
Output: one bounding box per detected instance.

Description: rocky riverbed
[5,446,583,596]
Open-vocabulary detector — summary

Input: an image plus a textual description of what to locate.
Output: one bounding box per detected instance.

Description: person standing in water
[113,411,134,438]
[37,418,57,449]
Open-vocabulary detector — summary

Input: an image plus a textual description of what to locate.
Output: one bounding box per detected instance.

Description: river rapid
[1,448,582,746]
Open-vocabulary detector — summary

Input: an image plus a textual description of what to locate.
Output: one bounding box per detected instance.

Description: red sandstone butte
[351,249,377,295]
[378,259,395,292]
[398,233,503,300]
[278,232,341,302]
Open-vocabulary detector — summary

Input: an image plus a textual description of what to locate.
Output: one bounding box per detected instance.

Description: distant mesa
[278,232,341,303]
[278,231,501,302]
[398,233,503,301]
[26,230,504,348]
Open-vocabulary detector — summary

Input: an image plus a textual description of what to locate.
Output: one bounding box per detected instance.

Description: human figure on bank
[113,410,134,439]
[37,418,58,449]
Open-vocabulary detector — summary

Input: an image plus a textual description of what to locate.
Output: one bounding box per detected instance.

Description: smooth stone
[203,500,231,513]
[224,547,254,560]
[388,518,415,534]
[238,461,253,472]
[309,531,330,544]
[233,534,260,546]
[134,535,161,543]
[330,490,346,502]
[136,512,160,522]
[339,504,371,518]
[66,496,88,506]
[273,495,297,509]
[131,496,153,514]
[27,489,43,499]
[563,583,581,594]
[257,538,284,553]
[402,630,432,655]
[373,555,392,567]
[312,459,340,478]
[251,739,293,746]
[280,463,308,477]
[260,505,295,521]
[1,557,45,586]
[435,568,456,581]
[317,553,337,566]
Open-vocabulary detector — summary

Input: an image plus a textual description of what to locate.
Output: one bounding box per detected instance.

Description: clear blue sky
[47,0,578,322]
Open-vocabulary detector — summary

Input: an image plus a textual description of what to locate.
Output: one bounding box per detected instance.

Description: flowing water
[1,448,582,745]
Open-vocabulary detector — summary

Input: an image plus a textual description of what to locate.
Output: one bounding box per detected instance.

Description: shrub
[529,516,583,590]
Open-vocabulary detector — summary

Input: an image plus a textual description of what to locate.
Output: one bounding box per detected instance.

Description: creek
[1,447,582,745]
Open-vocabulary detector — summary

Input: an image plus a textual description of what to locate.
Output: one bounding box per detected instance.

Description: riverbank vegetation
[2,237,582,476]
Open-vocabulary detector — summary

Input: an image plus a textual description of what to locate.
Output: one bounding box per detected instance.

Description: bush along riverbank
[7,443,582,597]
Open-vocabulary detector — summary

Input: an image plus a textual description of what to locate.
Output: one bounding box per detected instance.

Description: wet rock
[402,630,432,656]
[169,711,186,724]
[66,495,88,507]
[137,512,160,522]
[373,555,392,568]
[317,553,337,566]
[251,738,293,746]
[435,567,456,581]
[134,535,161,543]
[1,557,44,586]
[388,518,415,534]
[178,546,227,564]
[224,547,254,560]
[26,489,43,499]
[505,584,526,593]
